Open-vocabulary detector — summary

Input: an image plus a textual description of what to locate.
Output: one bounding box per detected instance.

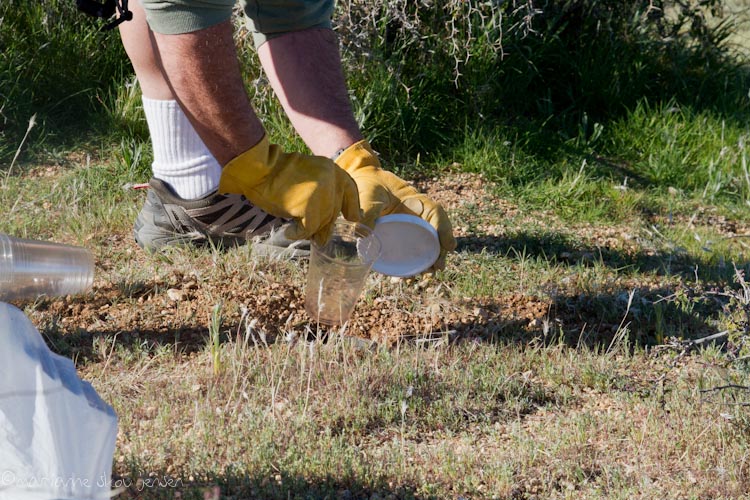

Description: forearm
[257,28,362,158]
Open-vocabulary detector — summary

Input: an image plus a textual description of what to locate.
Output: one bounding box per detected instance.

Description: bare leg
[119,3,262,166]
[257,28,363,158]
[146,22,264,165]
[118,5,264,168]
[122,12,351,162]
[118,3,226,199]
[118,0,172,99]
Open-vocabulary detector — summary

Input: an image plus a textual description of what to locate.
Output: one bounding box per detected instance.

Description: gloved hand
[335,140,457,270]
[219,135,361,245]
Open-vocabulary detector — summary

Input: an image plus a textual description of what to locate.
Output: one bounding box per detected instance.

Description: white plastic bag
[0,302,117,500]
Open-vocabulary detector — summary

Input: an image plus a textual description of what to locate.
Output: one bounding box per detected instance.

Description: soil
[16,172,730,360]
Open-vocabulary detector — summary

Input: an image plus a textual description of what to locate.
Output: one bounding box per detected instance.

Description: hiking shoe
[133,178,310,257]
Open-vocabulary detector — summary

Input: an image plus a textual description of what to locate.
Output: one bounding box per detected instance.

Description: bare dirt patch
[17,172,724,359]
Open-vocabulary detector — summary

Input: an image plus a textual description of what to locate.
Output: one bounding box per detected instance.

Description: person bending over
[117,0,456,269]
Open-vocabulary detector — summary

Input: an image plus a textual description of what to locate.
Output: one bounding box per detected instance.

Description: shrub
[1,0,744,165]
[331,0,745,159]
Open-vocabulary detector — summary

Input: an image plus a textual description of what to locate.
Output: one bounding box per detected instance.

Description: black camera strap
[76,0,133,30]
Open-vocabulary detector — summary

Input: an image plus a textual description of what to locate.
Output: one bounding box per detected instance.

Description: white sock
[142,97,222,199]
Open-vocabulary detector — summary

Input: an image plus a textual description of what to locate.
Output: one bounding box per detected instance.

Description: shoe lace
[189,193,283,236]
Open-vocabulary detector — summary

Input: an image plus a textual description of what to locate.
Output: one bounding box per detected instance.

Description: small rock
[473,307,489,320]
[166,288,185,301]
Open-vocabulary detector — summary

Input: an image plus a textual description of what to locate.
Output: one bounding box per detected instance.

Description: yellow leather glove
[219,135,361,245]
[335,140,457,270]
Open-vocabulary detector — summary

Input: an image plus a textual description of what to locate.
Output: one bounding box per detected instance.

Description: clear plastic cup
[0,234,94,300]
[304,220,382,326]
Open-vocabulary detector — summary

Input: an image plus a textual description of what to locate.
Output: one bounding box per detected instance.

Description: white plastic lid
[371,214,440,277]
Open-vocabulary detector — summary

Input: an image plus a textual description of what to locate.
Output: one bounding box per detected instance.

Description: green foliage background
[0,1,130,157]
[331,0,746,159]
[0,0,747,171]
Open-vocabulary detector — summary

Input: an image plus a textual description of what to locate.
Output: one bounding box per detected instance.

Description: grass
[11,157,750,499]
[0,1,134,162]
[85,336,750,499]
[3,0,750,498]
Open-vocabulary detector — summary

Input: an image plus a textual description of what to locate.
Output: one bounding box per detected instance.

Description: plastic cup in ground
[304,220,382,326]
[0,234,94,301]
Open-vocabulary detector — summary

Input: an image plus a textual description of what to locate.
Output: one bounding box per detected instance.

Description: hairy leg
[257,28,363,158]
[118,2,223,199]
[120,3,264,166]
[148,21,266,165]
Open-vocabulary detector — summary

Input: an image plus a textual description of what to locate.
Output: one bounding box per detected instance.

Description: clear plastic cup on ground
[0,234,95,301]
[304,220,382,326]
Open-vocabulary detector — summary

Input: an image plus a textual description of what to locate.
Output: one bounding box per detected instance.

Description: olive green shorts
[140,0,334,47]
